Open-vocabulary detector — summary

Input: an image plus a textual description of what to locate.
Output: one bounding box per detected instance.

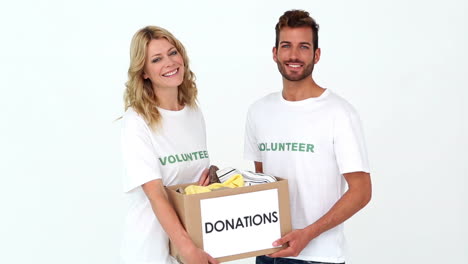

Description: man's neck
[282,76,325,101]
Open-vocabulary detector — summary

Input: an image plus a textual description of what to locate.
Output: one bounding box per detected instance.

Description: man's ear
[314,48,321,64]
[273,47,278,63]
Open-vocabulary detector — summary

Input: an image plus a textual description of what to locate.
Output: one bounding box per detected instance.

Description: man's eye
[301,46,310,49]
[281,45,290,48]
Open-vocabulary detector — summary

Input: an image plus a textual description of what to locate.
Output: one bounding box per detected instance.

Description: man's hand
[267,229,315,258]
[179,244,219,264]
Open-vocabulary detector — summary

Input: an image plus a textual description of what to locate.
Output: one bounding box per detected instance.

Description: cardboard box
[165,177,291,262]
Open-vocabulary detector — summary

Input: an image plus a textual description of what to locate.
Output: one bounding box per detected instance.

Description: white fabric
[244,89,369,263]
[121,106,210,264]
[216,167,277,186]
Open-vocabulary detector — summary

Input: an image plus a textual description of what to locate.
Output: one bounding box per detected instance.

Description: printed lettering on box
[200,189,281,258]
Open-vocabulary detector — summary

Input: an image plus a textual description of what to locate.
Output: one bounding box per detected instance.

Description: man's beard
[276,57,315,82]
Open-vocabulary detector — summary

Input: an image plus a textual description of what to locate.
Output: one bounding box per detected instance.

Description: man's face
[273,26,320,82]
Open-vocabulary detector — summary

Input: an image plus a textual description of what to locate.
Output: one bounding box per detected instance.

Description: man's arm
[142,179,218,264]
[268,170,372,258]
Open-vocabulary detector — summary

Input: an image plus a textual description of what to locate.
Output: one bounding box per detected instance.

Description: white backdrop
[0,0,466,263]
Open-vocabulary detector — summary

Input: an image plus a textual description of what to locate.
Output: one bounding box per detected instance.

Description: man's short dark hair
[275,10,320,51]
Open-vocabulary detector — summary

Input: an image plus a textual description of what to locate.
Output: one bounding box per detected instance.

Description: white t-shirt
[121,106,210,264]
[244,89,370,263]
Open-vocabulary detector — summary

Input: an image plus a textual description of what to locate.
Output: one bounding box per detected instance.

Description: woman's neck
[154,86,183,111]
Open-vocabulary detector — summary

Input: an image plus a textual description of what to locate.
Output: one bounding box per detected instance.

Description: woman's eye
[170,50,178,55]
[152,58,161,63]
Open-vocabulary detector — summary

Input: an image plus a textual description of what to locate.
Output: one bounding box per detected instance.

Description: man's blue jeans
[256,256,345,264]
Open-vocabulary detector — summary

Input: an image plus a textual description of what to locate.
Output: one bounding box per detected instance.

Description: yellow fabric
[184,174,244,195]
[184,185,212,194]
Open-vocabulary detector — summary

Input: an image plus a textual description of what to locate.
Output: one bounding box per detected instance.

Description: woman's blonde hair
[124,26,197,129]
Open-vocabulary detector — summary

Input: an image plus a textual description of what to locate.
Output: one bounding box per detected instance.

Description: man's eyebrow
[279,41,312,46]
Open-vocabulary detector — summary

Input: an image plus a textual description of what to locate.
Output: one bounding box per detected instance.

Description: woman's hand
[198,168,210,186]
[179,244,218,264]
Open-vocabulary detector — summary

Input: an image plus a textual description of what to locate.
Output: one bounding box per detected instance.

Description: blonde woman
[121,26,217,264]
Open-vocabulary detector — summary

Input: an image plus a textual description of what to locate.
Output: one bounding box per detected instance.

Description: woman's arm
[142,179,218,264]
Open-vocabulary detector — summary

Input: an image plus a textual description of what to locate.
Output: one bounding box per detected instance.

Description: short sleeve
[121,113,162,192]
[333,105,370,174]
[243,107,262,162]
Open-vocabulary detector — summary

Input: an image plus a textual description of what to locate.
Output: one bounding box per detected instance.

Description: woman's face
[143,38,185,90]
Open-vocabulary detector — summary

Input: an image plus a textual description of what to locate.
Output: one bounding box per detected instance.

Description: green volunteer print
[258,142,314,153]
[159,150,209,166]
